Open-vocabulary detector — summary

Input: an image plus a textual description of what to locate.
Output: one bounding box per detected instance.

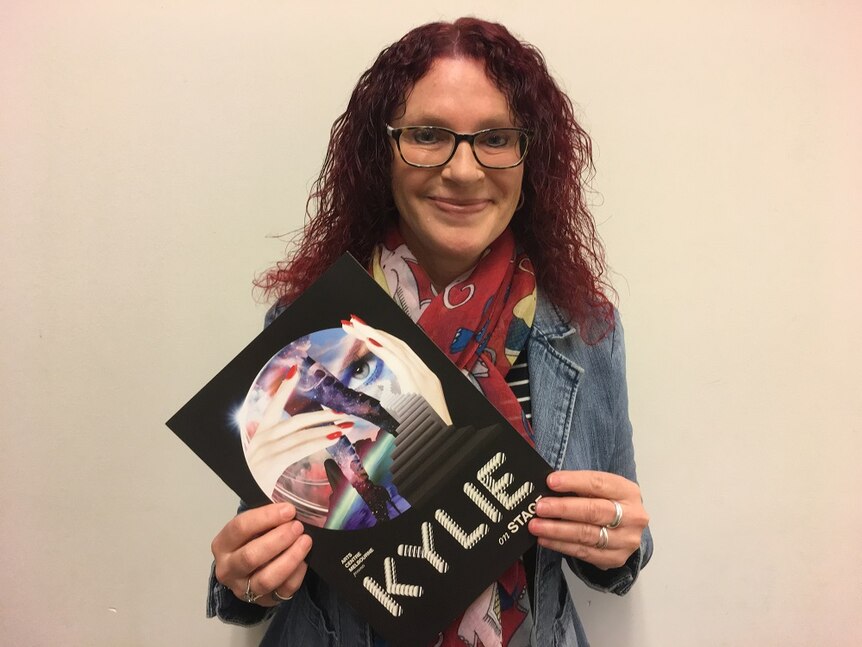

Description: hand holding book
[211,502,312,607]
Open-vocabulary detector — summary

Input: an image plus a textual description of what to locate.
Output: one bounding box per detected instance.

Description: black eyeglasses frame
[385,124,531,170]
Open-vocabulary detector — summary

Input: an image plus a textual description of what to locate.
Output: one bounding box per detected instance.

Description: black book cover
[167,254,552,646]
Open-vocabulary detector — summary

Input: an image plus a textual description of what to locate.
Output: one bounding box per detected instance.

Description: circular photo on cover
[236,323,414,530]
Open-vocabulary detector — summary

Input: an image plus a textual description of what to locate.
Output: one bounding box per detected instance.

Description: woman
[208,17,652,647]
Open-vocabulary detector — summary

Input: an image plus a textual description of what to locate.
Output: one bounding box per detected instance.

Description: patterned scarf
[371,226,537,647]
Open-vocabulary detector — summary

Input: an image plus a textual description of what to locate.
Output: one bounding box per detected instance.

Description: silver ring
[272,589,294,603]
[595,526,609,550]
[606,500,623,529]
[243,577,262,604]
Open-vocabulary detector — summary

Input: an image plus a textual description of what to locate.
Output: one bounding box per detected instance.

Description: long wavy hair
[257,17,614,341]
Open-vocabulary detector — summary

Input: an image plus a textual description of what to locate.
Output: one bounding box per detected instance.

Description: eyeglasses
[386,124,531,169]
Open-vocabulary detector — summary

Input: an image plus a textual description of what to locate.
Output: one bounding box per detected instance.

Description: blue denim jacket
[207,292,653,646]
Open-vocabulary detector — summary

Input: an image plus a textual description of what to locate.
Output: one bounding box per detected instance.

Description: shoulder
[529,291,629,416]
[531,290,624,369]
[527,291,629,469]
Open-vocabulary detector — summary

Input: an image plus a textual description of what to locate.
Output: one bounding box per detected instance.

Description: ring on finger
[243,577,262,604]
[606,500,623,529]
[595,526,609,550]
[272,589,294,603]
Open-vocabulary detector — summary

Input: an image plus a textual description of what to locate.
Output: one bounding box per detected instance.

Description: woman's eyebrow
[399,114,516,129]
[333,338,367,377]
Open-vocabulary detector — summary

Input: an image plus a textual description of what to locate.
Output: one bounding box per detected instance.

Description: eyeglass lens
[398,127,527,168]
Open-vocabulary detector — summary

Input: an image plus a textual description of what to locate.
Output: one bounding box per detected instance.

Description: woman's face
[389,57,524,286]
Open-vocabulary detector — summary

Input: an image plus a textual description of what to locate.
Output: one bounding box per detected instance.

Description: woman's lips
[427,197,491,214]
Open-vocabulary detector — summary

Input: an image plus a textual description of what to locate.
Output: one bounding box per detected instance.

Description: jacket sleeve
[566,311,654,595]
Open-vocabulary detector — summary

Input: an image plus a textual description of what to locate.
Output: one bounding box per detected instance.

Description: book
[167,253,552,646]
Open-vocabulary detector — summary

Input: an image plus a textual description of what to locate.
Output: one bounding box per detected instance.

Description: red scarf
[371,226,537,647]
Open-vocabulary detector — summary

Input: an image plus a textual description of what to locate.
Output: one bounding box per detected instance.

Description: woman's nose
[441,141,484,183]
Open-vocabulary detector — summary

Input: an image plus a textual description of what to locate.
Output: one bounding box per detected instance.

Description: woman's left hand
[528,470,649,570]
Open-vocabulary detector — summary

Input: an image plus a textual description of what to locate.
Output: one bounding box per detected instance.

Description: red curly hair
[257,17,614,341]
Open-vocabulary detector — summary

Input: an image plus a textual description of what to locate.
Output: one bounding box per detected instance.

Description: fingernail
[326,431,343,440]
[280,503,295,520]
[285,365,297,379]
[340,319,351,327]
[368,337,382,347]
[337,421,354,429]
[351,314,367,325]
[291,520,303,534]
[535,500,548,515]
[547,473,559,489]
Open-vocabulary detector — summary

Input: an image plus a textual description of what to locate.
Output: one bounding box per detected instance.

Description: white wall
[2,1,860,645]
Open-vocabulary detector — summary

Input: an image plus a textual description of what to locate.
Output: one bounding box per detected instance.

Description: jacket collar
[532,289,579,341]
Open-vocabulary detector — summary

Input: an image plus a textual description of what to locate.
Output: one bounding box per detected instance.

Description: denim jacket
[207,292,653,646]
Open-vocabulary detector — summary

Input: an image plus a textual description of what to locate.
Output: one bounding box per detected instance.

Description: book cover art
[167,254,552,646]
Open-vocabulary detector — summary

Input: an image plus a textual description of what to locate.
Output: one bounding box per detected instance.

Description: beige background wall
[2,1,860,645]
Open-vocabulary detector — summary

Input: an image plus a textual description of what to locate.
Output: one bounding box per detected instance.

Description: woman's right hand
[211,502,312,606]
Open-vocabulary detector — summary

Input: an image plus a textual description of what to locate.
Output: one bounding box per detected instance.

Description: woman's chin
[424,240,484,272]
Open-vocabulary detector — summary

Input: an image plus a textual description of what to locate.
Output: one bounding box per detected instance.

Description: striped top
[505,352,532,423]
[506,349,537,614]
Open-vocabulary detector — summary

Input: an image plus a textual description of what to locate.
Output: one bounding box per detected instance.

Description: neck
[421,255,477,290]
[396,222,480,289]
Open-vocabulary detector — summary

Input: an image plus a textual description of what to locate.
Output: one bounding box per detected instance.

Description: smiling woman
[207,16,652,647]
